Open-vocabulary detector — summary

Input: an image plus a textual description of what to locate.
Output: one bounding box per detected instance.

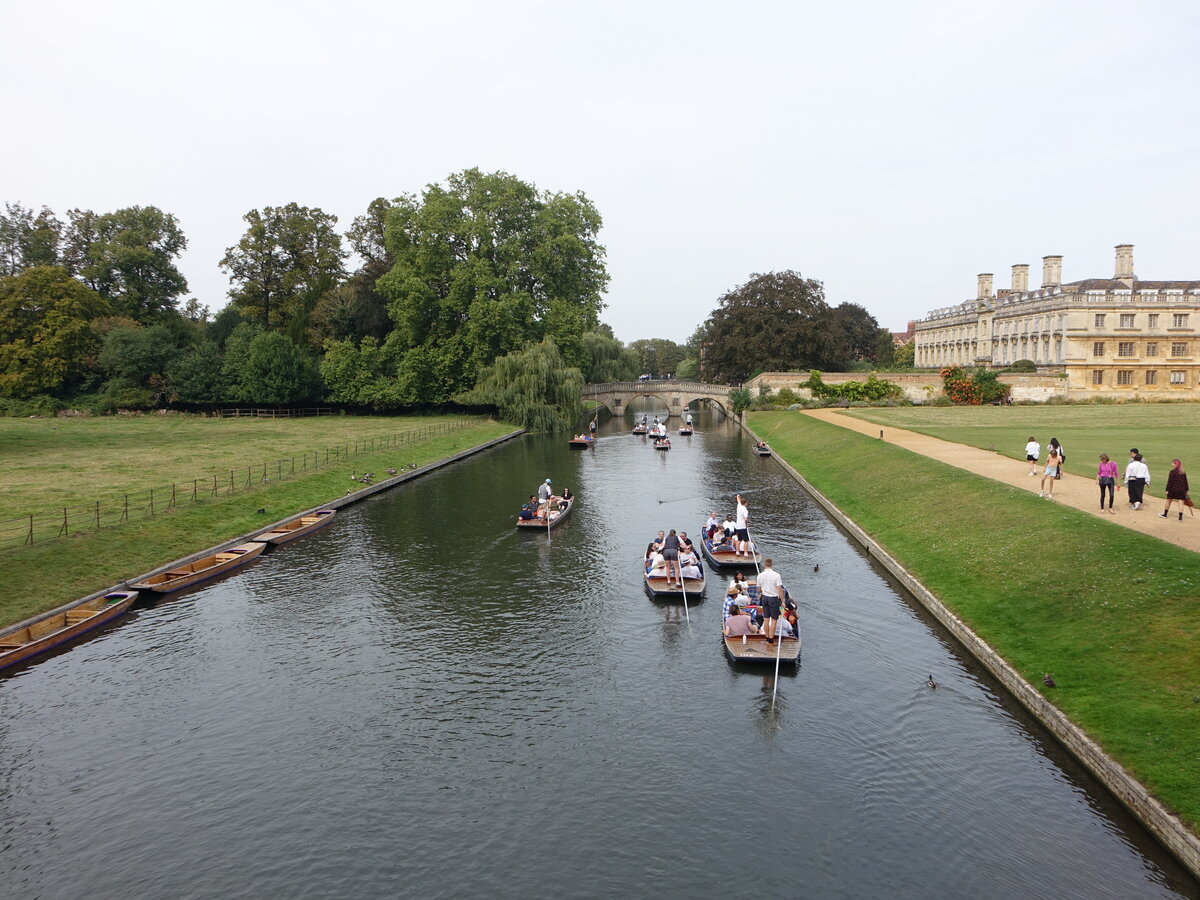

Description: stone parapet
[745,372,1067,404]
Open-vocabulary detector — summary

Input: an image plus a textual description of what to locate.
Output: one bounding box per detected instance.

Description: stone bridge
[582,381,732,418]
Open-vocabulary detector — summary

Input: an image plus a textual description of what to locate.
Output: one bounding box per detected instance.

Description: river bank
[747,410,1200,857]
[3,419,516,627]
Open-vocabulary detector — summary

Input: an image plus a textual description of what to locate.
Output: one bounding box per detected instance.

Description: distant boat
[567,436,595,449]
[0,589,139,672]
[255,509,336,545]
[754,443,772,456]
[516,496,574,531]
[653,438,671,450]
[130,542,266,594]
[632,424,649,435]
[679,424,694,435]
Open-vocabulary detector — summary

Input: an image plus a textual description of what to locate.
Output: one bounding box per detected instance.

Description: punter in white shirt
[734,493,751,557]
[756,559,784,642]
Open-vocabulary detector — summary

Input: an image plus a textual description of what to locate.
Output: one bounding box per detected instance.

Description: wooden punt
[567,436,595,449]
[754,444,772,457]
[644,554,705,598]
[653,438,671,450]
[700,529,763,569]
[632,424,649,434]
[679,425,694,435]
[515,496,574,531]
[0,590,139,672]
[130,542,266,594]
[723,632,801,665]
[255,508,336,545]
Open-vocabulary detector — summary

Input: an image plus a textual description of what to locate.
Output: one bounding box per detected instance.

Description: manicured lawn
[750,409,1200,832]
[1,417,514,624]
[842,404,1200,476]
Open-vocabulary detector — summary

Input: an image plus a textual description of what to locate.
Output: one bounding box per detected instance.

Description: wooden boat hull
[255,509,336,545]
[654,442,671,451]
[679,427,693,435]
[567,439,594,449]
[632,426,648,434]
[700,533,763,570]
[0,590,138,672]
[755,447,772,456]
[130,542,266,594]
[723,633,801,664]
[515,497,574,530]
[645,573,705,597]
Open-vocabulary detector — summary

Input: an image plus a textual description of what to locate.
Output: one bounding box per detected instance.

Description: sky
[5,0,1198,344]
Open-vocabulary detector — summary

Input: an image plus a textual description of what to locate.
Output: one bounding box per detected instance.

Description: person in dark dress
[1160,459,1190,520]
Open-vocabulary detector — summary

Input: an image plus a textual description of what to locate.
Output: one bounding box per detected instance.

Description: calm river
[1,414,1196,899]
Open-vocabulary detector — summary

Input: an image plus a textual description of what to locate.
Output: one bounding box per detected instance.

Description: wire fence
[216,408,337,418]
[1,418,480,553]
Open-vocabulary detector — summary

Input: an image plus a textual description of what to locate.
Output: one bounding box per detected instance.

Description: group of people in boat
[644,528,702,586]
[721,559,797,643]
[703,494,753,557]
[518,478,572,521]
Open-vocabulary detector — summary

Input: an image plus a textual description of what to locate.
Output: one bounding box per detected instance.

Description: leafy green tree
[220,203,347,343]
[580,329,638,383]
[828,302,884,367]
[240,331,321,405]
[675,356,699,379]
[460,338,583,431]
[729,387,752,415]
[696,271,832,383]
[63,206,189,321]
[378,168,608,400]
[319,337,395,406]
[99,323,187,405]
[875,329,896,368]
[220,322,263,401]
[167,341,226,403]
[894,341,914,368]
[0,203,63,275]
[628,338,687,377]
[0,266,112,397]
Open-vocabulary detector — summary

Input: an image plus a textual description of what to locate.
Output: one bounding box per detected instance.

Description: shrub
[1007,359,1037,373]
[802,370,903,402]
[940,366,1008,405]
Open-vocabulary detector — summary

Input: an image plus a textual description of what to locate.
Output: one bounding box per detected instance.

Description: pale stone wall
[746,372,1066,403]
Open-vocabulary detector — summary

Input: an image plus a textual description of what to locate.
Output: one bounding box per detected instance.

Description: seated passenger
[778,606,798,639]
[723,604,757,637]
[723,586,742,621]
[680,561,702,580]
[730,572,750,596]
[518,503,535,521]
[559,487,572,510]
[647,551,667,577]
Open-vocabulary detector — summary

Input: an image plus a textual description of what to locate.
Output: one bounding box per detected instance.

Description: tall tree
[826,302,884,368]
[63,206,189,321]
[627,338,687,377]
[696,271,831,383]
[378,169,608,400]
[220,203,347,342]
[0,266,112,397]
[580,329,638,383]
[460,338,583,432]
[240,331,321,405]
[0,203,63,275]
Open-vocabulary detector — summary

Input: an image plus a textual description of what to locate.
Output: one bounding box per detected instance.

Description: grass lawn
[1,416,514,624]
[842,404,1200,476]
[750,409,1200,832]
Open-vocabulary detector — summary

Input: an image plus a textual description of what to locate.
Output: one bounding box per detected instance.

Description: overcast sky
[6,0,1198,343]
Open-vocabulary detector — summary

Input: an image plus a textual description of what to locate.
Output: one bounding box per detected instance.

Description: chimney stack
[1012,262,1032,294]
[1042,255,1063,288]
[1115,244,1134,284]
[977,273,994,300]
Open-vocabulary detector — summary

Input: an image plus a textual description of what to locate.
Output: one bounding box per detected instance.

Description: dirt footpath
[802,409,1200,554]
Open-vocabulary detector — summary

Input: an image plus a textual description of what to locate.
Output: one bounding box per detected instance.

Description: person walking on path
[756,558,784,644]
[1039,444,1062,499]
[1125,454,1150,510]
[1050,438,1065,479]
[1097,454,1119,514]
[1025,437,1040,475]
[1160,459,1190,520]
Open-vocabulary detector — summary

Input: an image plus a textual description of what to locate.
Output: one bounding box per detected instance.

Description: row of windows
[1094,313,1189,329]
[1093,341,1189,358]
[1093,370,1189,386]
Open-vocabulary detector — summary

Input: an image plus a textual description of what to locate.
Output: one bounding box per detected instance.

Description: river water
[1,414,1196,899]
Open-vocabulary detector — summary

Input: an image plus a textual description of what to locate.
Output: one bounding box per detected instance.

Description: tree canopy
[460,338,583,432]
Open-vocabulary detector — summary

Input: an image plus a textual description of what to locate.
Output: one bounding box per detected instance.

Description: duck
[926,674,937,689]
[385,466,397,476]
[350,471,358,481]
[813,564,819,573]
[1042,673,1056,688]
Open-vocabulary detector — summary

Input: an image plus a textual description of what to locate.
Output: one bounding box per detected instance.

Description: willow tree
[462,338,582,432]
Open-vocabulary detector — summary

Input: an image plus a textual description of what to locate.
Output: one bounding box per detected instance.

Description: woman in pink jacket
[1096,454,1119,513]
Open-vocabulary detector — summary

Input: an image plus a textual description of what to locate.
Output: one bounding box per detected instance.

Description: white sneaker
[1046,495,1054,501]
[1133,502,1140,510]
[1039,491,1045,498]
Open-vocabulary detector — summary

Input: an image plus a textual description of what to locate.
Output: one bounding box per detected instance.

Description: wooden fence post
[95,501,100,530]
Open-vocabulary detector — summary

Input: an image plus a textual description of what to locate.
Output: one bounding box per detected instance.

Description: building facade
[913,245,1200,397]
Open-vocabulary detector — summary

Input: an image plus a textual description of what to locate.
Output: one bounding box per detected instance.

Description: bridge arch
[581,381,732,419]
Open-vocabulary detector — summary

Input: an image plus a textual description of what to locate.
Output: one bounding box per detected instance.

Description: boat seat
[215,553,241,561]
[65,611,94,623]
[0,641,25,650]
[165,570,193,578]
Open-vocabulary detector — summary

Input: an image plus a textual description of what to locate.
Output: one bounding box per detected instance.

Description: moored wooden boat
[255,508,336,545]
[130,542,266,594]
[699,529,763,569]
[515,496,574,530]
[0,589,139,672]
[644,553,705,598]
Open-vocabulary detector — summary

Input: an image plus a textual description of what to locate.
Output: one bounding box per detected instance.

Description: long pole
[771,578,785,707]
[680,560,690,623]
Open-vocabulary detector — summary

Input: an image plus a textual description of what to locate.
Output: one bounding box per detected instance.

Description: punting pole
[680,560,690,623]
[771,581,785,707]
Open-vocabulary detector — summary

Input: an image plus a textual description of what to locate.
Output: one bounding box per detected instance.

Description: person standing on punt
[1160,459,1189,520]
[1096,454,1119,514]
[756,558,784,643]
[662,529,682,587]
[537,478,554,519]
[734,493,750,557]
[1125,454,1150,511]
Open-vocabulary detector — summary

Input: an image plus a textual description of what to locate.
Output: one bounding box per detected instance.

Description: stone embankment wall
[745,372,1067,403]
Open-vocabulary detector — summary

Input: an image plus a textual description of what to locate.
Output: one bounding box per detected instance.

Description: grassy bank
[3,418,513,625]
[843,404,1200,477]
[750,409,1200,831]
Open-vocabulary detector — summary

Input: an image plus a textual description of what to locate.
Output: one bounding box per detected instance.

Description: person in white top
[734,493,750,557]
[756,558,784,643]
[1124,453,1151,510]
[1025,437,1040,475]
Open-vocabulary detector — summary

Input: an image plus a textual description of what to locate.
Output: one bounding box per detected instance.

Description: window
[1117,370,1133,385]
[1148,314,1159,327]
[1171,342,1188,357]
[1118,342,1135,357]
[1146,342,1158,357]
[1092,370,1104,385]
[1093,342,1105,357]
[1170,370,1187,385]
[1173,314,1189,328]
[1120,314,1135,327]
[1094,314,1106,328]
[1145,370,1157,386]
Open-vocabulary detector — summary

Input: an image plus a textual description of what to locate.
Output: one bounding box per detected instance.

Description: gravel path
[800,408,1199,554]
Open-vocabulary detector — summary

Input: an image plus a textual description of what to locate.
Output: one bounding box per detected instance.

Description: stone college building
[914,245,1200,398]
